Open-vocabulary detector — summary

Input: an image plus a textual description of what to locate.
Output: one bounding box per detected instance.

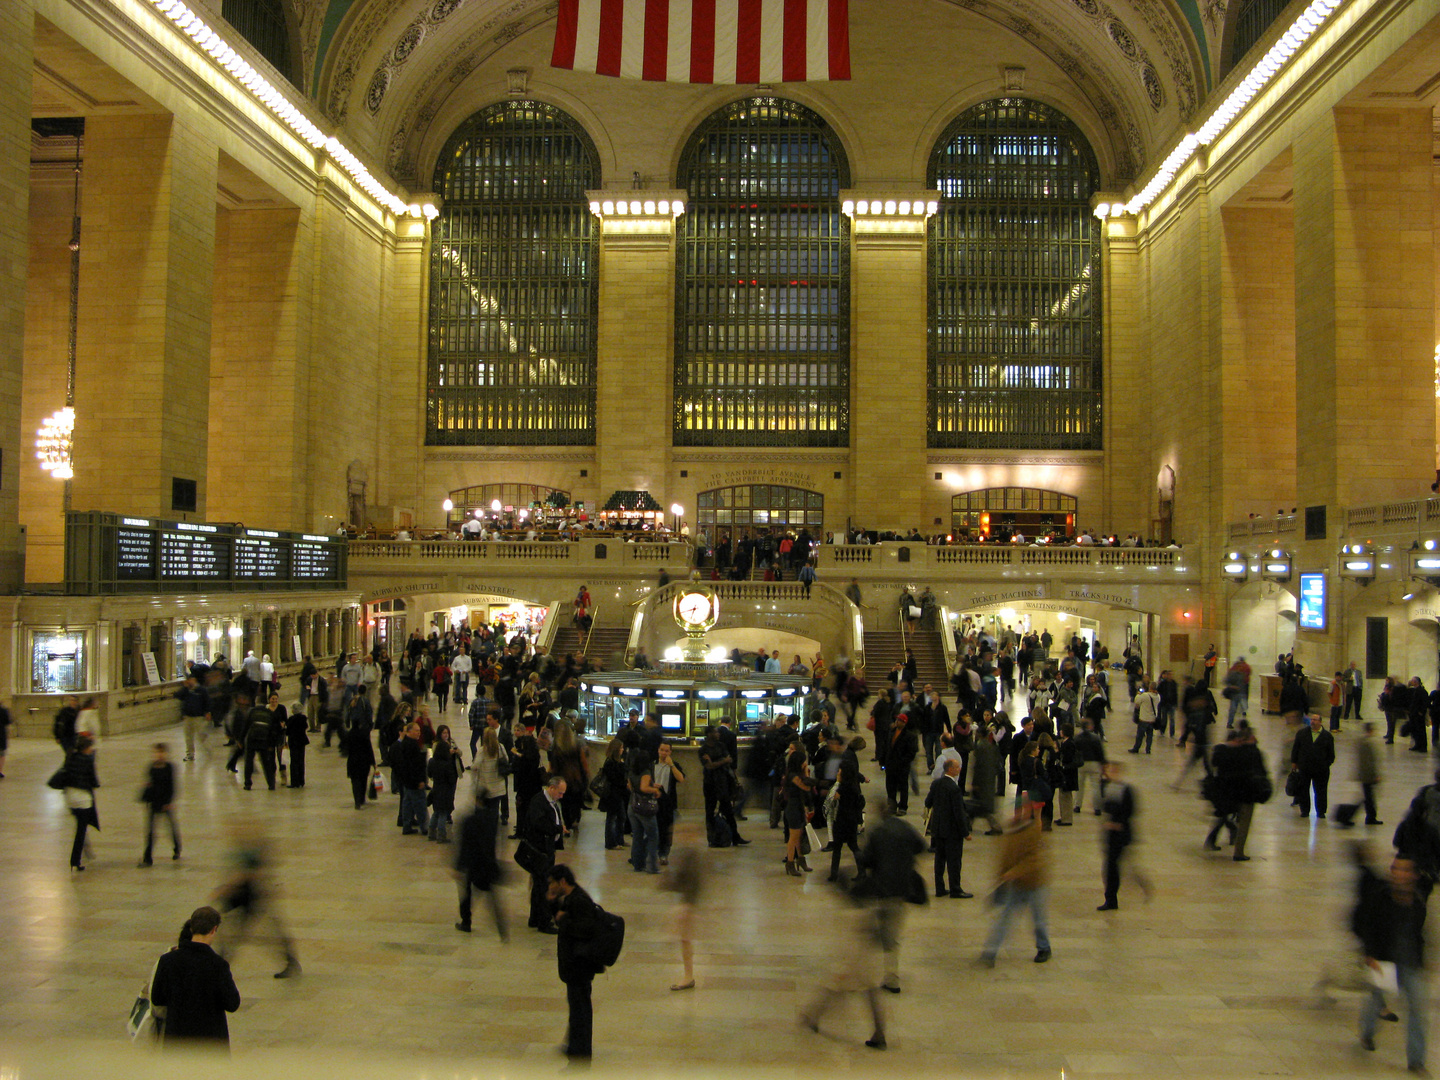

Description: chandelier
[36,406,75,480]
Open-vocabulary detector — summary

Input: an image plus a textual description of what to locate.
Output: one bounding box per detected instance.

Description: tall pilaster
[70,114,217,518]
[0,2,33,588]
[848,197,931,533]
[1293,106,1435,512]
[592,196,677,503]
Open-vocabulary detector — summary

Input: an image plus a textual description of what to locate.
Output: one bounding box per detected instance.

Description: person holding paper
[1354,853,1428,1072]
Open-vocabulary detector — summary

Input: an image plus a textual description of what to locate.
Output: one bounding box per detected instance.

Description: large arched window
[928,99,1101,450]
[427,101,599,445]
[221,0,296,85]
[675,97,850,447]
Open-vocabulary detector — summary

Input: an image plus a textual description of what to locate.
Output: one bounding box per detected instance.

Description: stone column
[591,196,678,503]
[848,198,931,533]
[0,2,32,589]
[1101,219,1148,533]
[70,114,217,518]
[1293,106,1435,512]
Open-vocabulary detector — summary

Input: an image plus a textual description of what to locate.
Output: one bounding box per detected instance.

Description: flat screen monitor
[659,711,683,731]
[1299,572,1326,630]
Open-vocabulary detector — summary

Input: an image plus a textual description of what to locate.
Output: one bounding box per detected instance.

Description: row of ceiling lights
[1096,0,1347,220]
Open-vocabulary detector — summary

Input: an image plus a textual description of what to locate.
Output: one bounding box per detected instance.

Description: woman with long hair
[654,740,686,866]
[826,738,866,881]
[599,737,630,849]
[550,721,589,829]
[783,750,816,877]
[58,733,99,871]
[471,726,510,809]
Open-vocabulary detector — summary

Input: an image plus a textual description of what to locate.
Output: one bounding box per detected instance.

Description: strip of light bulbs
[588,199,687,217]
[840,200,939,218]
[1117,0,1344,217]
[141,0,433,220]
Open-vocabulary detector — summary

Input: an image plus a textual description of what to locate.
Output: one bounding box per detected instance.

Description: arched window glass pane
[951,488,1077,539]
[1230,0,1290,70]
[220,0,295,85]
[675,97,850,447]
[928,99,1101,450]
[427,101,599,445]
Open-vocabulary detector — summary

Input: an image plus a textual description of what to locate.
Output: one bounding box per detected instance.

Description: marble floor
[0,697,1435,1079]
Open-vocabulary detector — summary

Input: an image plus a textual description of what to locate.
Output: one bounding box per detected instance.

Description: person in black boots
[346,707,376,809]
[139,743,180,867]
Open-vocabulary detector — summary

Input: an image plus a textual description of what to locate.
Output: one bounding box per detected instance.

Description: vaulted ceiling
[281,0,1227,186]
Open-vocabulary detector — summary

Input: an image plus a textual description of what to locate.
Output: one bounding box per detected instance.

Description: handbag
[47,768,67,790]
[514,839,542,874]
[589,772,610,802]
[127,994,154,1041]
[630,788,659,817]
[1284,770,1303,798]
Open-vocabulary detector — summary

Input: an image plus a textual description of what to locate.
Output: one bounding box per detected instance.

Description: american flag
[551,0,851,84]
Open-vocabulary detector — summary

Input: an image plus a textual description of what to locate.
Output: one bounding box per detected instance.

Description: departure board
[234,534,289,579]
[65,513,348,594]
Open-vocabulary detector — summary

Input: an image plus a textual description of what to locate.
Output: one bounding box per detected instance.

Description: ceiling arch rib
[310,0,1212,187]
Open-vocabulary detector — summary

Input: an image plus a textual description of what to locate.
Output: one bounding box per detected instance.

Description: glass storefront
[31,630,87,693]
[579,674,808,741]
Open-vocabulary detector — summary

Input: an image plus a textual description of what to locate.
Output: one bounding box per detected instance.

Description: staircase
[862,629,949,693]
[552,624,631,669]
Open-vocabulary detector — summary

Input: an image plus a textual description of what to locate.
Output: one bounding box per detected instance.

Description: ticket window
[32,631,87,694]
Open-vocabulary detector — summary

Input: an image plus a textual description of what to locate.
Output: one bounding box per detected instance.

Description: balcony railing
[1227,515,1298,541]
[349,539,693,568]
[818,543,1185,574]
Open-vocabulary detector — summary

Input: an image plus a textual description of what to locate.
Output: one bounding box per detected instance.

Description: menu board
[234,536,288,579]
[292,540,340,581]
[116,528,157,580]
[160,532,229,579]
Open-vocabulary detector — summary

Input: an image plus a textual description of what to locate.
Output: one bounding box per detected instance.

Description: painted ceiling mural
[280,0,1221,189]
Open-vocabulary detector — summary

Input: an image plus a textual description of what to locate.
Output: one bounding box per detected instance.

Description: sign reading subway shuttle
[65,511,346,594]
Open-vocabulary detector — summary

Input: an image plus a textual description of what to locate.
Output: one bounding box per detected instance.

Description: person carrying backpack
[547,864,622,1060]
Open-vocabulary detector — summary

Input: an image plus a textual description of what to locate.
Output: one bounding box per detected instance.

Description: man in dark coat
[455,800,506,938]
[547,864,601,1059]
[524,775,567,932]
[392,721,429,833]
[150,906,241,1047]
[1291,712,1337,818]
[925,757,972,897]
[857,800,925,993]
[885,713,919,815]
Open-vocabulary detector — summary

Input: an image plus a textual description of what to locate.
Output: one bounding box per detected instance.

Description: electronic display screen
[1299,572,1326,630]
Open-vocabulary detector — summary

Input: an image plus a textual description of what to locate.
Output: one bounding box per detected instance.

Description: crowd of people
[34,612,1440,1072]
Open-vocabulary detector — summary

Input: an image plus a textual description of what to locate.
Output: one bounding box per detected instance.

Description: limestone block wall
[0,1,31,591]
[20,171,71,581]
[1219,204,1296,522]
[208,205,304,529]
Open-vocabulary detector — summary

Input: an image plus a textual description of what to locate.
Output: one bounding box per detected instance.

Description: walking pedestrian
[547,864,601,1060]
[138,743,180,867]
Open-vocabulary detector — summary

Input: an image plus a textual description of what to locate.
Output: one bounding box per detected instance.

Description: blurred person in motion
[1354,852,1428,1073]
[855,796,925,993]
[211,822,300,979]
[1204,721,1268,861]
[662,821,703,990]
[980,798,1051,966]
[454,799,507,940]
[798,879,890,1050]
[1098,760,1150,909]
[138,742,180,867]
[55,732,100,871]
[149,906,240,1049]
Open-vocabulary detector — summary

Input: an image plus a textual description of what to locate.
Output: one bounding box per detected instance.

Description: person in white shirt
[1128,679,1161,755]
[451,650,473,706]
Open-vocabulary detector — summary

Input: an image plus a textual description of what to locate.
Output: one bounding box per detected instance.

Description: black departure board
[65,513,348,594]
[234,535,289,578]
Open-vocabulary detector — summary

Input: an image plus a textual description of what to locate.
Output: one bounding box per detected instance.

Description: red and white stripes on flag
[552,0,851,84]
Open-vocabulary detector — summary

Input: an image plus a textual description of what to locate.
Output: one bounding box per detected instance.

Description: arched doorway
[951,488,1076,540]
[696,484,823,541]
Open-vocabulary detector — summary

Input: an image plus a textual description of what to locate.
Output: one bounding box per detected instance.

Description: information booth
[578,670,810,743]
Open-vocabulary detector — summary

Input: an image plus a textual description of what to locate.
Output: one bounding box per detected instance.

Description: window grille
[928,99,1101,450]
[220,0,295,85]
[427,101,599,445]
[675,98,850,447]
[1230,0,1291,70]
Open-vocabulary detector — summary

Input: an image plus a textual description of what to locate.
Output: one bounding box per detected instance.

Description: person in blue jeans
[980,800,1051,965]
[392,721,429,835]
[628,750,661,873]
[1355,854,1427,1072]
